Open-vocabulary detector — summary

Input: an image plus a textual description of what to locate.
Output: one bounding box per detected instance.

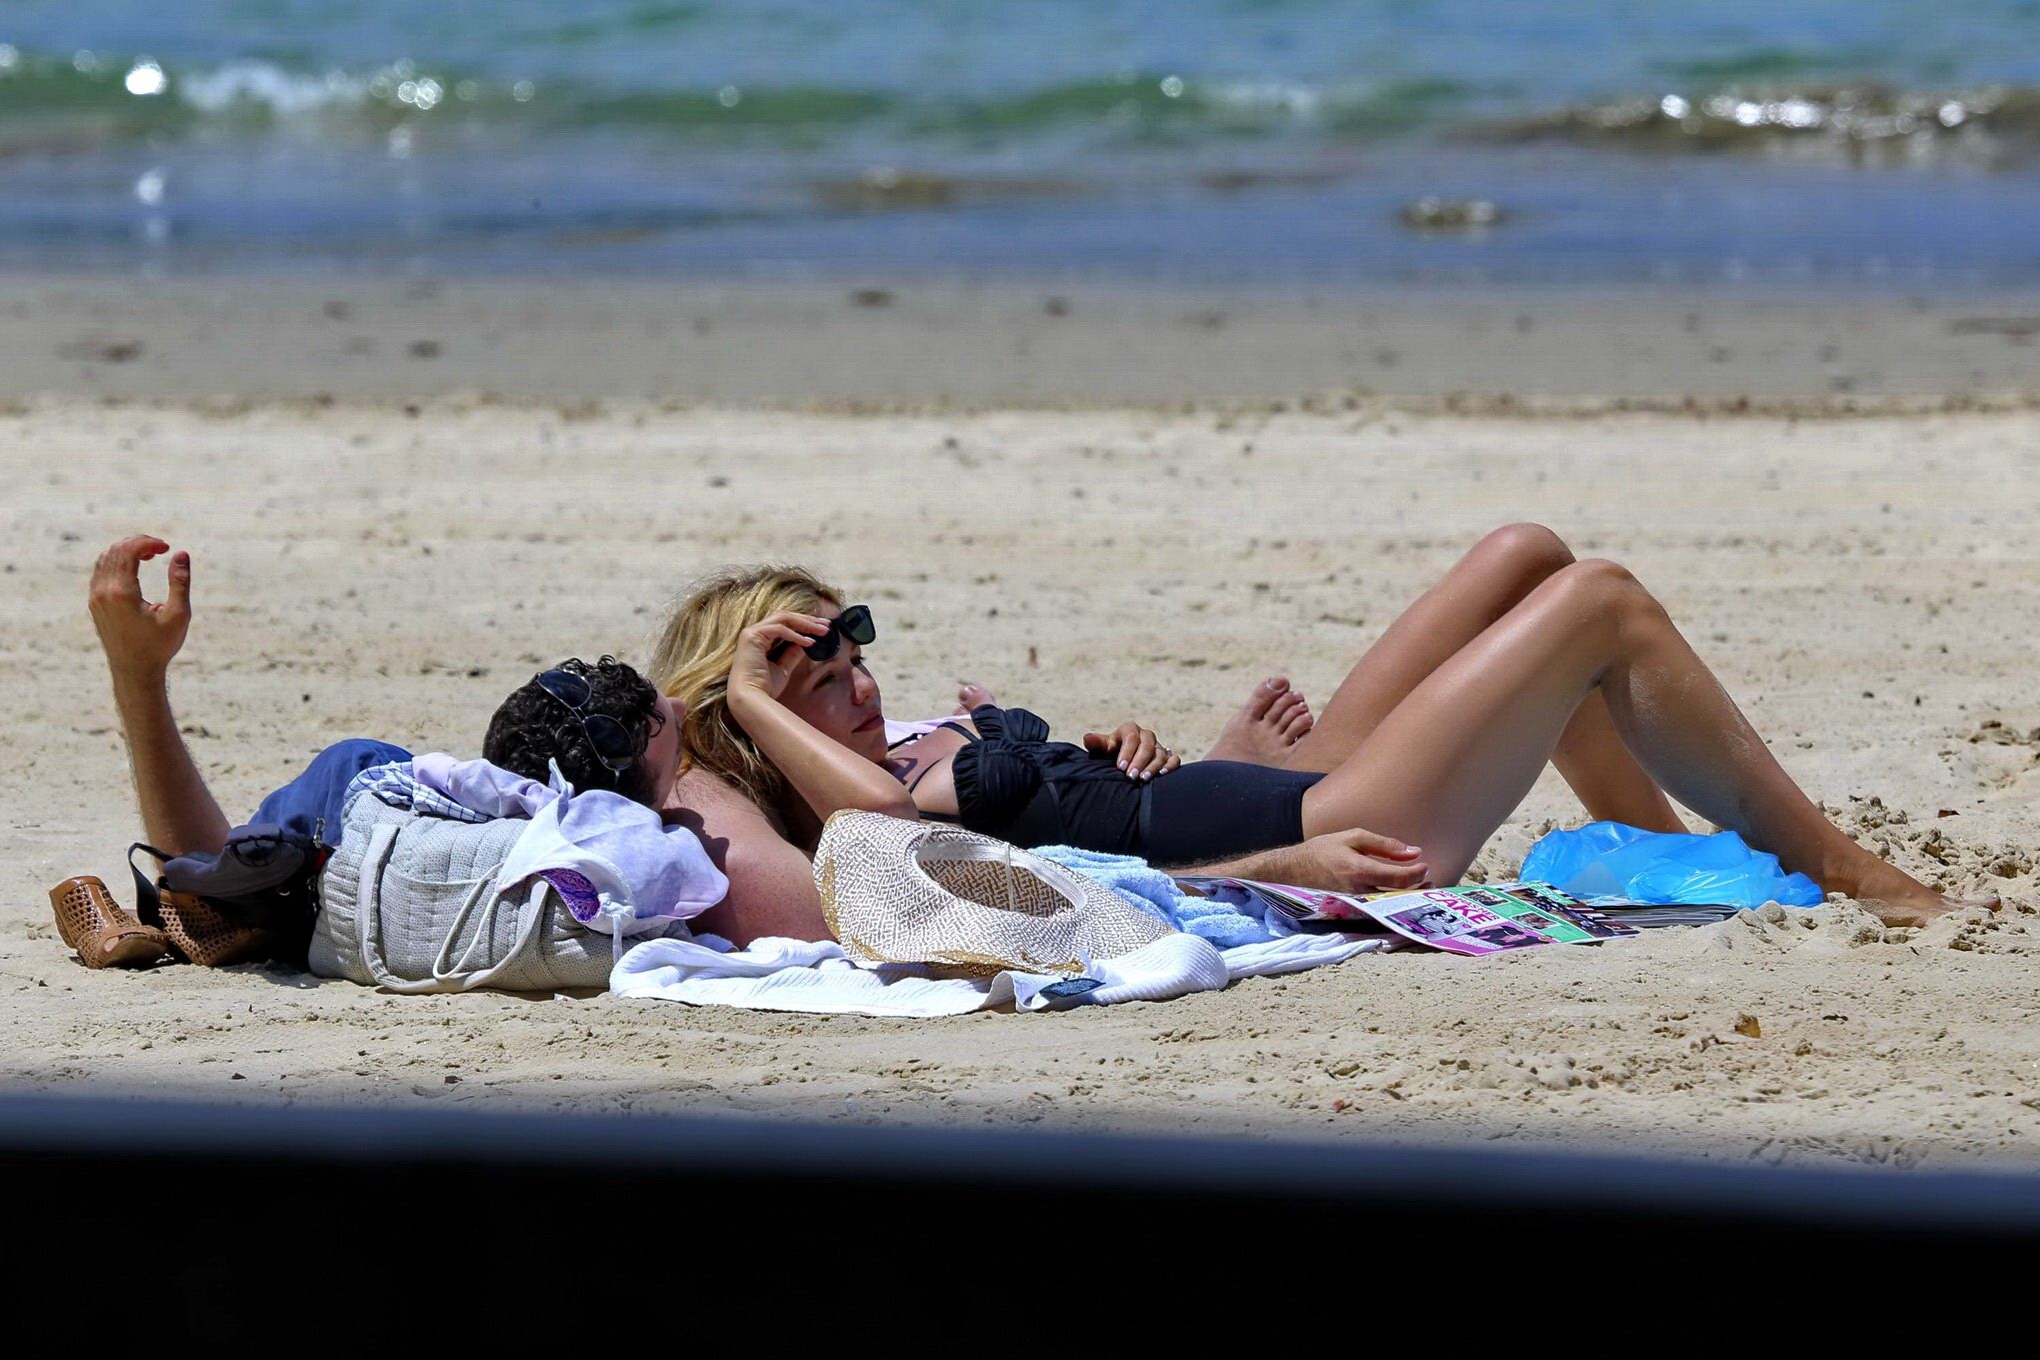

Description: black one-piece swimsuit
[912,704,1322,863]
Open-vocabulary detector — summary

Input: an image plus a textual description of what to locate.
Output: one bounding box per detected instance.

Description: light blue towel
[1034,845,1279,949]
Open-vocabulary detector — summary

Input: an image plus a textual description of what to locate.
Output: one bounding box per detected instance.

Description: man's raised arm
[89,536,230,857]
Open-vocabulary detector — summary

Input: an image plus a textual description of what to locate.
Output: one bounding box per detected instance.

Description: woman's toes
[1245,676,1289,719]
[1210,677,1307,764]
[956,682,997,712]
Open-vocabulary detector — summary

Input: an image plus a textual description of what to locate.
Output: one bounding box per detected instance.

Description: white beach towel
[610,928,1384,1018]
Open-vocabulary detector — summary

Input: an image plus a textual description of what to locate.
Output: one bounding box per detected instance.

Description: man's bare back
[662,765,831,945]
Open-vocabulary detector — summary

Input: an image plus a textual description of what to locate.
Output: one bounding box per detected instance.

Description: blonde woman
[651,525,1987,946]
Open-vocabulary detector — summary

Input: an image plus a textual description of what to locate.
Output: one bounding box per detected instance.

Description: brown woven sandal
[49,876,171,969]
[155,889,275,968]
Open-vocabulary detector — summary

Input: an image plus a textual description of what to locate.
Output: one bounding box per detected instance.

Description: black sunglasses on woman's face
[767,603,876,665]
[535,667,645,773]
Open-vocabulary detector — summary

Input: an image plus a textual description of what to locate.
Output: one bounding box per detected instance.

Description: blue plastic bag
[1520,821,1823,908]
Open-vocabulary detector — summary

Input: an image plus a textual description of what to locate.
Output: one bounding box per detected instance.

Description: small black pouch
[130,824,330,966]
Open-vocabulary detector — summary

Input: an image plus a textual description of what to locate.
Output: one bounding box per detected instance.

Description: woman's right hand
[727,611,832,705]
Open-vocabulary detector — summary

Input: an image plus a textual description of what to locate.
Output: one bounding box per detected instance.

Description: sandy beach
[4,317,2036,1168]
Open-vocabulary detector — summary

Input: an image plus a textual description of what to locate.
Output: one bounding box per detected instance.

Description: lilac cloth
[406,753,728,931]
[540,869,605,924]
[884,715,968,747]
[410,752,556,820]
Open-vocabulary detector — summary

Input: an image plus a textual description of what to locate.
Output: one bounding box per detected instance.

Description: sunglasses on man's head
[767,603,876,665]
[536,666,647,774]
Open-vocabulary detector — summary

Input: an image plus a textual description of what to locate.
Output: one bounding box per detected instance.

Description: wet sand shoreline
[8,273,2040,407]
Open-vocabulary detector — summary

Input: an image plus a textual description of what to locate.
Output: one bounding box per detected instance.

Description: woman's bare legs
[1284,524,1686,833]
[1298,558,1980,925]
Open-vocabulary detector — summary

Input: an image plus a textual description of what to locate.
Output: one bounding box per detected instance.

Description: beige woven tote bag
[814,811,1173,976]
[312,792,689,994]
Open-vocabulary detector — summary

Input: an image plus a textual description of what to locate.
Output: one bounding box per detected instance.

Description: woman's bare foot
[1206,676,1315,765]
[954,682,997,714]
[1836,858,2002,927]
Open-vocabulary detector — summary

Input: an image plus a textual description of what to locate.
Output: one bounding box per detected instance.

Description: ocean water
[2,0,2038,286]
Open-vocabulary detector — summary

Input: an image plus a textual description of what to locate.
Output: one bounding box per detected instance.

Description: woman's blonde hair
[648,563,845,807]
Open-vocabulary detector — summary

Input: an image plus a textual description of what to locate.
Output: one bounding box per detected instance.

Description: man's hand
[1168,828,1431,895]
[1276,828,1431,894]
[89,535,193,684]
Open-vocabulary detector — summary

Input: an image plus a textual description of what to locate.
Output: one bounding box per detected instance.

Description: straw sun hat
[815,812,1174,976]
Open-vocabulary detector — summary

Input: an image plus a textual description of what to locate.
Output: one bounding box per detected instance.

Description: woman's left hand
[1083,722,1181,781]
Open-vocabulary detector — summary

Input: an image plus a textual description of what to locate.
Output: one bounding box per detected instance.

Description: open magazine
[1175,877,1640,956]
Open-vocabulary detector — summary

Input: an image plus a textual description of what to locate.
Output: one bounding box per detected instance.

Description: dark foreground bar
[0,1092,2033,1331]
